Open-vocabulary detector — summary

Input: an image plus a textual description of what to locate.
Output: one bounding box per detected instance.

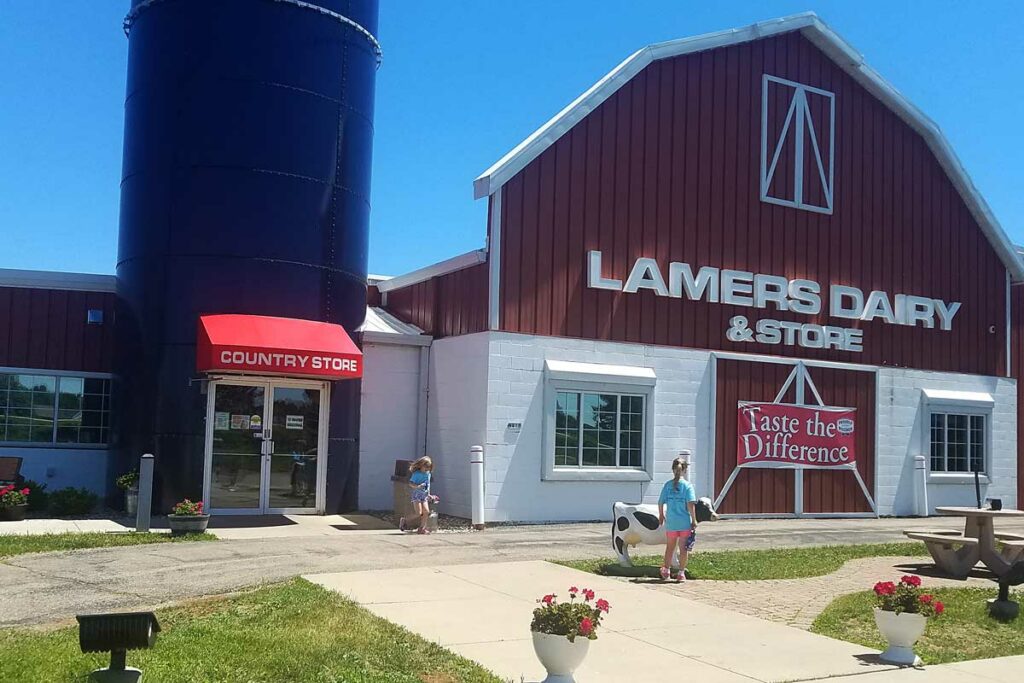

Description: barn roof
[473,12,1024,281]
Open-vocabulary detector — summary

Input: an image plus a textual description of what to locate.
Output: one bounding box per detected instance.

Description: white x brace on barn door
[714,361,877,516]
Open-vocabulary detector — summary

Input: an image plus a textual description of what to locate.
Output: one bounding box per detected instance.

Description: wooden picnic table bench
[906,507,1024,579]
[904,530,980,579]
[0,456,24,487]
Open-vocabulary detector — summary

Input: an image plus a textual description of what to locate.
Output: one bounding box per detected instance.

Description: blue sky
[2,1,1023,276]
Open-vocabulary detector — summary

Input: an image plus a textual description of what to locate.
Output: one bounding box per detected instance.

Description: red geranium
[531,586,610,642]
[0,484,29,507]
[873,576,943,618]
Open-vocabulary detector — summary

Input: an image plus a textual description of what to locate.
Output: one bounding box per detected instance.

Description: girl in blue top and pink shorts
[658,457,697,582]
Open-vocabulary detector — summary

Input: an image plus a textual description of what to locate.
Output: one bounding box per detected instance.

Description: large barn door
[713,357,876,517]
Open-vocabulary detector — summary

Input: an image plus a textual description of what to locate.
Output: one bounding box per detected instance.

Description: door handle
[266,440,274,456]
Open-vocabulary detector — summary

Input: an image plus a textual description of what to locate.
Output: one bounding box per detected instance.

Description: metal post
[136,454,154,533]
[470,445,485,530]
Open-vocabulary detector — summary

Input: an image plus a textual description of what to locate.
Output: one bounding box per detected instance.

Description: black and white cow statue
[612,498,719,567]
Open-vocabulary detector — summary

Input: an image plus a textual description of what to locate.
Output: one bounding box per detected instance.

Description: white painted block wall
[424,333,490,519]
[423,330,1018,522]
[876,368,1017,515]
[358,343,423,510]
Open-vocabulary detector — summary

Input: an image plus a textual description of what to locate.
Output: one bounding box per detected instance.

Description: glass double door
[204,379,327,514]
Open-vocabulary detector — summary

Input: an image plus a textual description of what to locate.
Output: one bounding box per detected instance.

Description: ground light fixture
[76,611,160,682]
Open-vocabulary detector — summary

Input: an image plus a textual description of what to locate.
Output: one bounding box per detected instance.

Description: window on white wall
[555,391,645,468]
[922,389,992,478]
[543,360,655,482]
[929,413,985,474]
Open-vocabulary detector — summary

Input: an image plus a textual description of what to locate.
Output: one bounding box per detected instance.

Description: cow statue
[612,498,719,567]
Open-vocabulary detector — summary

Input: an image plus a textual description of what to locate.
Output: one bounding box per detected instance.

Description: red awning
[197,314,362,379]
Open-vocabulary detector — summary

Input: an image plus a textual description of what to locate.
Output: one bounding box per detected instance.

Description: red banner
[736,402,856,468]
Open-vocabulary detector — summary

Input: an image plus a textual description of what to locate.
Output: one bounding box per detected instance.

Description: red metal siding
[714,358,876,514]
[384,263,489,338]
[496,32,1007,376]
[0,287,115,373]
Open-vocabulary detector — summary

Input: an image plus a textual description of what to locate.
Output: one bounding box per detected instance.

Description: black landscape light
[989,562,1024,621]
[76,611,160,682]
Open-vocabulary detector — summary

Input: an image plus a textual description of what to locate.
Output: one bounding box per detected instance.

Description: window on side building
[0,372,111,447]
[922,389,992,479]
[543,360,655,482]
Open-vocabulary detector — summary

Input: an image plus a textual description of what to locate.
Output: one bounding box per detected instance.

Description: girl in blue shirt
[658,457,696,582]
[403,456,434,534]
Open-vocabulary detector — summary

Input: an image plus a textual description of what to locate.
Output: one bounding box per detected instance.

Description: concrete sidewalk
[306,560,1022,683]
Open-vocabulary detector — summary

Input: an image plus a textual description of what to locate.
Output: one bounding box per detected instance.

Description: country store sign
[737,402,856,468]
[586,251,961,352]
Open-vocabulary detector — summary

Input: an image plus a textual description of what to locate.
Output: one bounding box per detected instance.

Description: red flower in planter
[873,581,896,597]
[568,586,579,596]
[596,598,610,613]
[540,594,555,605]
[582,589,595,602]
[901,575,922,588]
[579,617,593,636]
[934,601,945,616]
[919,594,933,604]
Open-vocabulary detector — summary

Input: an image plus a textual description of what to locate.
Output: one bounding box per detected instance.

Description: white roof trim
[922,388,994,407]
[376,248,487,293]
[0,268,116,293]
[544,359,656,386]
[472,12,1024,281]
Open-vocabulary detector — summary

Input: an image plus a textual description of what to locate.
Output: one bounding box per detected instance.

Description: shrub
[115,471,139,491]
[21,479,49,512]
[530,586,611,642]
[47,487,99,516]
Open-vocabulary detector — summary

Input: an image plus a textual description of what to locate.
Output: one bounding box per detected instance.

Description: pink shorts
[665,530,691,541]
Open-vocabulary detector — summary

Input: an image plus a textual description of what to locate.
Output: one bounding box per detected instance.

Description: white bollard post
[913,455,929,517]
[470,445,485,530]
[136,454,155,533]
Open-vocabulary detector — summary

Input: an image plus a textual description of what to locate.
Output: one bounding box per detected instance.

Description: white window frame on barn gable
[920,389,994,484]
[541,360,656,482]
[760,74,835,215]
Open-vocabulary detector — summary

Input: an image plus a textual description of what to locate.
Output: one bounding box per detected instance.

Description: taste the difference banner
[736,402,857,468]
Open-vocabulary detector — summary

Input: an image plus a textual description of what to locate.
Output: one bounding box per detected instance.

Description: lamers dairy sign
[587,251,961,352]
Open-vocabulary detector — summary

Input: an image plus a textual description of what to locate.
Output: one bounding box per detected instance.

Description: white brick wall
[422,330,1018,522]
[876,368,1017,515]
[358,343,424,510]
[481,332,715,522]
[424,333,490,519]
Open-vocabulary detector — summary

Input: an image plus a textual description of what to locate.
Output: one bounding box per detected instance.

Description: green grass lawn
[0,578,503,683]
[556,542,929,580]
[0,531,216,558]
[811,587,1024,664]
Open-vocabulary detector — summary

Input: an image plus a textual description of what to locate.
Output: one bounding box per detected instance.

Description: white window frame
[0,367,113,449]
[760,74,835,215]
[920,390,993,484]
[542,360,655,482]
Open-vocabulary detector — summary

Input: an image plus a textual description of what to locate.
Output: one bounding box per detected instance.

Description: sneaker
[398,517,406,532]
[659,566,670,581]
[675,570,686,583]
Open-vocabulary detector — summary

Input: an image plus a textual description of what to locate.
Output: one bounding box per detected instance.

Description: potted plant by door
[873,575,944,666]
[0,484,30,521]
[167,499,210,535]
[530,587,610,682]
[116,471,139,516]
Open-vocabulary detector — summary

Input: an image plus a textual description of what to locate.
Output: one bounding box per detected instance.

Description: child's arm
[658,502,666,526]
[688,501,697,529]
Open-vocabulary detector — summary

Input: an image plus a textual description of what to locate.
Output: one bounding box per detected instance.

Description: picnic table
[904,506,1024,579]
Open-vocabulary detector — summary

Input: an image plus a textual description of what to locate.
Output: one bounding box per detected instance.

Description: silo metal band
[123,0,383,66]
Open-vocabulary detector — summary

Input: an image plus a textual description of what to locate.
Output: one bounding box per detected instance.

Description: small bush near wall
[22,480,49,513]
[47,488,99,516]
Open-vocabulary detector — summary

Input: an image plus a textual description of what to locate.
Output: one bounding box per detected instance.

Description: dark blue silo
[115,0,379,513]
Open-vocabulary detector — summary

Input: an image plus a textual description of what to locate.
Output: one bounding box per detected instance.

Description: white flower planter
[531,631,590,683]
[873,608,926,666]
